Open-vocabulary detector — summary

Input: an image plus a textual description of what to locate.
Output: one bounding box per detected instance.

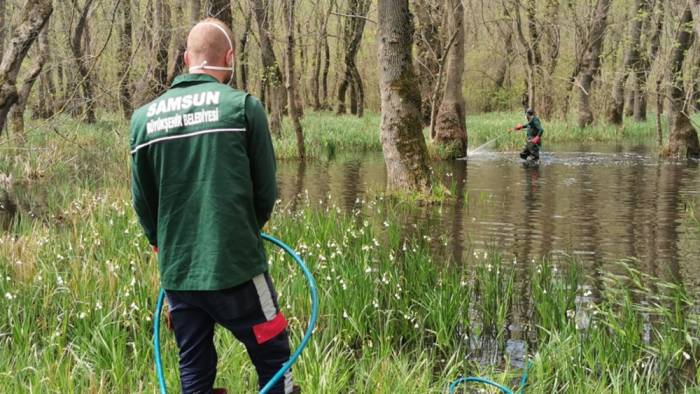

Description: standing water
[277,143,700,295]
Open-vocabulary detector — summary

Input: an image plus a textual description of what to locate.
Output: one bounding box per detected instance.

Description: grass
[0,114,698,392]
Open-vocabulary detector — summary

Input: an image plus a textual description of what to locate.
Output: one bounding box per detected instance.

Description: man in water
[512,108,544,162]
[130,18,298,394]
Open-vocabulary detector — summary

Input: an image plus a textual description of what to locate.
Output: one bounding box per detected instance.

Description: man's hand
[513,124,524,131]
[152,245,159,253]
[531,135,541,145]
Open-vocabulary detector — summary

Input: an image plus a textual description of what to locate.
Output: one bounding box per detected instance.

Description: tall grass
[0,115,697,392]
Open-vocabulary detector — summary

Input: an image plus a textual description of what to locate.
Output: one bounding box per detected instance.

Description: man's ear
[226,48,235,67]
[184,50,191,67]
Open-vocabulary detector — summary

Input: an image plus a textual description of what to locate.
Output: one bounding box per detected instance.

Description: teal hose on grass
[449,361,531,394]
[153,232,319,394]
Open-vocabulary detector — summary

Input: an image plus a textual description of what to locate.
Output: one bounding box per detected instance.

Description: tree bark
[636,0,665,122]
[690,0,700,38]
[119,0,133,119]
[667,6,699,158]
[0,0,53,134]
[250,0,284,136]
[70,0,97,124]
[0,0,6,56]
[608,0,649,125]
[336,0,371,115]
[238,8,253,91]
[191,0,202,21]
[577,0,612,128]
[539,0,560,120]
[433,0,467,157]
[9,23,49,135]
[166,0,186,88]
[283,0,305,159]
[378,0,431,193]
[413,0,442,125]
[150,0,171,98]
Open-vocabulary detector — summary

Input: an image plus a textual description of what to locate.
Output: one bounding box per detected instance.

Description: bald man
[130,18,298,394]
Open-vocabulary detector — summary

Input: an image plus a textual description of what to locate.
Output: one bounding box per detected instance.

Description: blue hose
[449,361,531,394]
[153,232,319,394]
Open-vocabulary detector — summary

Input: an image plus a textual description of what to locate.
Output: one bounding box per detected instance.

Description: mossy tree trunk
[609,0,649,126]
[119,0,133,119]
[378,0,431,193]
[0,0,52,134]
[577,0,611,128]
[433,0,467,158]
[9,23,49,135]
[691,0,700,38]
[250,0,284,136]
[667,6,699,159]
[336,0,370,116]
[70,0,97,124]
[283,0,305,160]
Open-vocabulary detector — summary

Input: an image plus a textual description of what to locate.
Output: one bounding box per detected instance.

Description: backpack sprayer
[153,232,319,394]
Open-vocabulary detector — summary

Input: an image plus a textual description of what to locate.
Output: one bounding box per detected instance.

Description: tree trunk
[351,64,364,117]
[70,0,97,124]
[191,0,201,21]
[539,0,560,120]
[166,0,186,88]
[609,0,648,125]
[577,0,612,128]
[0,0,6,56]
[0,0,53,134]
[433,0,467,158]
[636,0,665,122]
[119,0,133,119]
[412,0,442,125]
[283,0,305,159]
[336,0,371,115]
[250,0,284,136]
[9,23,49,135]
[378,0,431,193]
[238,8,252,91]
[150,0,171,98]
[667,6,699,158]
[690,0,700,38]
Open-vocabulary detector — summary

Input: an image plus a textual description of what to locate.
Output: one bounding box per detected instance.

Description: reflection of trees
[656,163,685,283]
[449,160,467,265]
[341,159,363,212]
[290,160,306,212]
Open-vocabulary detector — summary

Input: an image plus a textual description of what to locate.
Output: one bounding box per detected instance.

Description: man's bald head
[185,18,236,80]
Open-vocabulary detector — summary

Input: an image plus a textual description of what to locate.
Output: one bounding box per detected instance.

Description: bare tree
[237,6,253,91]
[206,0,232,23]
[70,0,97,124]
[119,0,133,119]
[608,0,650,125]
[413,0,443,124]
[166,0,187,88]
[250,0,284,135]
[433,0,467,157]
[667,5,699,158]
[378,0,431,192]
[149,0,171,97]
[0,0,52,134]
[283,0,306,159]
[335,0,371,116]
[577,0,612,127]
[9,23,49,134]
[634,0,665,122]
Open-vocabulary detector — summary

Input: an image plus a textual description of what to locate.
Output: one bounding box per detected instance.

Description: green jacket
[130,74,277,290]
[525,116,544,140]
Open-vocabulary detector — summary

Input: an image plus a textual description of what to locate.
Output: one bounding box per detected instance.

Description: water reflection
[276,146,700,293]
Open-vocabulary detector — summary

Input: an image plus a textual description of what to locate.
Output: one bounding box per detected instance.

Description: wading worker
[130,18,298,394]
[511,108,544,161]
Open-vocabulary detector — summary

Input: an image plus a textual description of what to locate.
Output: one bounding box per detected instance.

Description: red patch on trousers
[252,312,288,344]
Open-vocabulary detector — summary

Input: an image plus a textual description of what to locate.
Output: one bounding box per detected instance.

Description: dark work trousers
[519,140,540,161]
[166,272,293,394]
